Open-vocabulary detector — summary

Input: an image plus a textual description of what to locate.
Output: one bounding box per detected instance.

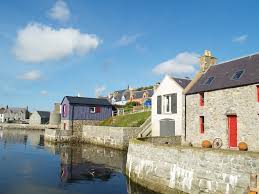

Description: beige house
[185,51,259,151]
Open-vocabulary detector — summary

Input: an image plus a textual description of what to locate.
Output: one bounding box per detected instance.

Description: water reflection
[0,128,158,194]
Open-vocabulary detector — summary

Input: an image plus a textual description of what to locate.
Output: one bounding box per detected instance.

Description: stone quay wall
[0,123,59,130]
[82,125,142,150]
[126,139,259,194]
[45,128,72,142]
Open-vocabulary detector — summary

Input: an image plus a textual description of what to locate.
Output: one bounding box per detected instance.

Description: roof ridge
[171,76,192,80]
[215,52,259,66]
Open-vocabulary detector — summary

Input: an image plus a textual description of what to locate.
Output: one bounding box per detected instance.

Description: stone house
[185,51,259,151]
[152,75,191,136]
[29,111,50,125]
[0,108,5,123]
[61,96,113,135]
[3,107,29,122]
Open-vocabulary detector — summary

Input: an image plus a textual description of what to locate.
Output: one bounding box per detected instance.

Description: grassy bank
[99,111,151,127]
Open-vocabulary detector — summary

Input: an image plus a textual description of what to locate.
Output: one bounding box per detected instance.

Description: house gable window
[90,107,96,114]
[62,104,67,117]
[162,93,177,114]
[200,116,204,134]
[200,93,204,106]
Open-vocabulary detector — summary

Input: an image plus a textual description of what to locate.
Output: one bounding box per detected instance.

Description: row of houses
[108,86,154,106]
[0,106,30,123]
[152,50,259,151]
[57,50,259,151]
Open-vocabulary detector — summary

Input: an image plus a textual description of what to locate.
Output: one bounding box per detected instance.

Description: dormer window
[231,70,244,80]
[203,77,214,85]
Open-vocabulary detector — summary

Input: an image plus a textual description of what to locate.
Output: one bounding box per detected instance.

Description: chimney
[200,50,217,73]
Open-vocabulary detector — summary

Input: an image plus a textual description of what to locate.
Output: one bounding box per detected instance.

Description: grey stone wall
[186,84,259,151]
[45,128,72,142]
[126,139,259,194]
[82,125,142,150]
[137,136,182,145]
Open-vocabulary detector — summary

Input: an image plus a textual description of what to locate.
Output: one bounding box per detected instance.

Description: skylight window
[203,77,214,85]
[232,70,244,80]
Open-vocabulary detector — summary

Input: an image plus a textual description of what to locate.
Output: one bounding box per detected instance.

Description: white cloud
[18,70,42,80]
[48,0,70,22]
[115,34,141,47]
[40,90,48,95]
[95,85,106,97]
[232,34,248,43]
[13,23,100,63]
[153,52,199,75]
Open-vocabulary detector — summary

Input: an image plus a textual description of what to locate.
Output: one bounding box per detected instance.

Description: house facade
[0,108,5,123]
[152,75,191,136]
[29,111,50,125]
[185,51,259,151]
[3,107,29,122]
[61,96,113,134]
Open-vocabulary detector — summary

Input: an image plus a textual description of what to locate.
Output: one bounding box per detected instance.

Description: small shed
[29,111,50,125]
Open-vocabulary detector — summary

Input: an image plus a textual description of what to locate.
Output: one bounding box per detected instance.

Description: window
[62,104,67,117]
[231,70,244,80]
[90,107,96,113]
[200,116,204,134]
[200,93,204,106]
[96,106,101,113]
[257,86,259,102]
[203,77,214,85]
[164,95,171,113]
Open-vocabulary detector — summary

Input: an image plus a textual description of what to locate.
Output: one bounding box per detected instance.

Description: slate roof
[0,108,5,114]
[187,53,259,94]
[65,96,112,106]
[37,111,50,118]
[172,77,192,88]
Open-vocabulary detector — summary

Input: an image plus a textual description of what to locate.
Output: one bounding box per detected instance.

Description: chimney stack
[200,50,217,73]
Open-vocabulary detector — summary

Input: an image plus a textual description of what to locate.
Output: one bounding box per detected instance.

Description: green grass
[99,111,151,127]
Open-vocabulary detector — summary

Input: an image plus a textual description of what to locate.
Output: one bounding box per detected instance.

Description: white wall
[152,75,185,136]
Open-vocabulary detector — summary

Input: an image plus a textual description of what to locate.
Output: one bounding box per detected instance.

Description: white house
[152,75,191,136]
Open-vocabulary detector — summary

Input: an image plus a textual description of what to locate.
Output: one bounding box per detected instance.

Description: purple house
[60,96,112,133]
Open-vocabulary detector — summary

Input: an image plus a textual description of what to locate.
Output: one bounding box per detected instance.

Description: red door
[228,115,237,147]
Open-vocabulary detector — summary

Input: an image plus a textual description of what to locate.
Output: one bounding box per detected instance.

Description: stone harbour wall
[44,128,72,142]
[126,139,259,194]
[82,125,142,150]
[186,84,259,151]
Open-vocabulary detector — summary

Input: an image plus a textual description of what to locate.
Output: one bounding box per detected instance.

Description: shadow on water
[0,128,160,194]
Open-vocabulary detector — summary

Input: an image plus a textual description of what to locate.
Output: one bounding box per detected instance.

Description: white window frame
[163,95,171,114]
[90,107,96,114]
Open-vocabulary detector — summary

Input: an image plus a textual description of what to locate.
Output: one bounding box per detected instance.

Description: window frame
[231,70,245,80]
[163,95,171,113]
[200,93,204,106]
[257,85,259,102]
[90,107,96,114]
[200,116,205,134]
[203,76,215,85]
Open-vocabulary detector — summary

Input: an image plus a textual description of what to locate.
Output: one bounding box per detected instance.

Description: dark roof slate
[187,53,259,94]
[172,77,191,88]
[37,111,50,118]
[65,96,112,106]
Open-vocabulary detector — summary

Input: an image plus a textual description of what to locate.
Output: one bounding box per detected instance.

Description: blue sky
[0,0,258,111]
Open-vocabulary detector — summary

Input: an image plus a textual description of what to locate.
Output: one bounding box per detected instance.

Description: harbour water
[0,129,157,194]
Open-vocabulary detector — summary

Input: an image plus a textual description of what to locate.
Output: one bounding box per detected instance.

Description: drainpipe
[184,95,187,141]
[71,105,74,136]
